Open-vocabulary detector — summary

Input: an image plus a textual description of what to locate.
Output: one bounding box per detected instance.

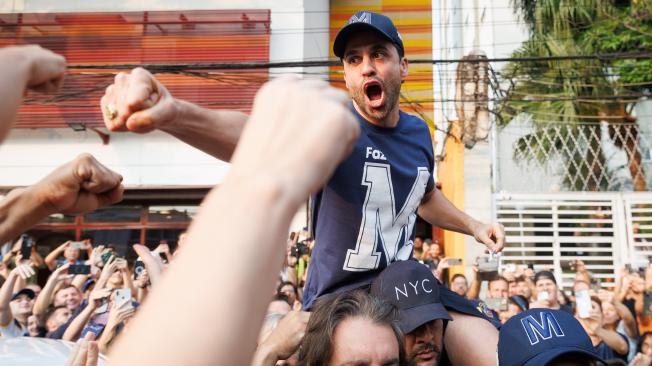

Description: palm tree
[497,0,650,191]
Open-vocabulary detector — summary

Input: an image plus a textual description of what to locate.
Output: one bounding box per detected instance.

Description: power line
[65,51,652,71]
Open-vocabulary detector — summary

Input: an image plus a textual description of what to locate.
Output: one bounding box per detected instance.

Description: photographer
[44,240,92,271]
[575,296,629,361]
[0,258,36,337]
[277,281,299,309]
[530,271,573,313]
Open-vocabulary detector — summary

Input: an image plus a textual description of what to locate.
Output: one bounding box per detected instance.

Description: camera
[291,241,310,258]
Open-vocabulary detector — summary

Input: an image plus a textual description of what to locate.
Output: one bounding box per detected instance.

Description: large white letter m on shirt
[343,163,430,272]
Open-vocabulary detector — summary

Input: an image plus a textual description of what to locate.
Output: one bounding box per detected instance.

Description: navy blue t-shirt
[304,108,435,308]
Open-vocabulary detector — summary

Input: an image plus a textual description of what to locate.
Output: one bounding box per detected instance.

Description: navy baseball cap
[371,260,451,334]
[498,308,606,366]
[11,288,35,301]
[81,279,96,293]
[333,10,405,58]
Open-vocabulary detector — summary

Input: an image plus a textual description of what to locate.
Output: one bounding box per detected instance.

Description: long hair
[297,290,408,366]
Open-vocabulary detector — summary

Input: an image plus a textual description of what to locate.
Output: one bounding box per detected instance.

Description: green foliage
[502,0,652,191]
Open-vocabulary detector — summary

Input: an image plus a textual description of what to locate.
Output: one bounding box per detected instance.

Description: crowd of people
[0,7,650,366]
[0,236,173,351]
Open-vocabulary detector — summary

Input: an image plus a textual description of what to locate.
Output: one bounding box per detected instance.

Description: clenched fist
[31,154,124,215]
[100,67,176,133]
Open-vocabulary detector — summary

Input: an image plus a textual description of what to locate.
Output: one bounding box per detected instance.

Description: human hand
[472,257,479,274]
[226,76,359,207]
[98,256,119,283]
[30,154,124,215]
[584,312,602,333]
[89,245,105,267]
[260,310,310,361]
[14,251,26,265]
[631,352,652,366]
[65,331,99,366]
[51,262,71,281]
[11,262,35,280]
[153,243,170,255]
[101,67,177,133]
[134,269,149,288]
[4,45,66,93]
[114,258,128,272]
[437,257,452,271]
[471,221,505,253]
[88,288,112,309]
[132,244,163,285]
[107,303,136,330]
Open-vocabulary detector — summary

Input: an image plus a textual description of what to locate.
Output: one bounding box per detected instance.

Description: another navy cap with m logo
[498,309,606,366]
[333,10,405,58]
[520,311,565,345]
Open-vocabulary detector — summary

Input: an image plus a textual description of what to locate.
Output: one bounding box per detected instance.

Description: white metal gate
[623,194,652,262]
[493,192,652,290]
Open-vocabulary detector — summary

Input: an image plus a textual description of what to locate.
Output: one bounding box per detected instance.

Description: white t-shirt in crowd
[0,320,26,338]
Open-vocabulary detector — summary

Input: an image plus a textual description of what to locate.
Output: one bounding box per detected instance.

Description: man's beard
[351,76,401,123]
[409,342,442,366]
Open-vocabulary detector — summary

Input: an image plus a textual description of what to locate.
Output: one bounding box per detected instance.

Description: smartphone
[95,298,109,314]
[533,264,548,272]
[477,256,499,281]
[576,290,592,318]
[20,234,34,258]
[101,251,114,265]
[624,263,632,273]
[448,258,463,266]
[537,291,550,301]
[70,241,85,250]
[68,264,91,275]
[114,288,132,309]
[633,259,650,272]
[134,260,145,279]
[502,263,516,273]
[645,291,652,317]
[477,256,499,272]
[485,298,508,311]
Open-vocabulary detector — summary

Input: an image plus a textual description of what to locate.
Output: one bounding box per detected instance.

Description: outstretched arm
[0,154,124,244]
[45,241,70,271]
[107,77,359,366]
[418,189,505,253]
[0,264,35,327]
[100,68,247,162]
[33,263,70,320]
[0,45,65,142]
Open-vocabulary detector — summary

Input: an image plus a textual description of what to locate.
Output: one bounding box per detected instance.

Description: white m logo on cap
[349,12,371,24]
[520,312,565,345]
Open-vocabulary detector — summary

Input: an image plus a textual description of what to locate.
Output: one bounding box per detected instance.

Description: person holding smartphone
[575,296,629,361]
[44,240,92,271]
[530,271,573,314]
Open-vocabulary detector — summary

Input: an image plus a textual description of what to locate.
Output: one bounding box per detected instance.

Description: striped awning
[0,10,271,129]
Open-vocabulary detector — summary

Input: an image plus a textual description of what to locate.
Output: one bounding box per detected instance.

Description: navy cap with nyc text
[333,10,405,58]
[371,260,451,334]
[498,308,607,366]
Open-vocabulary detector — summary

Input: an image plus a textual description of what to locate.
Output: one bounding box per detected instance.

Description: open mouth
[363,80,385,108]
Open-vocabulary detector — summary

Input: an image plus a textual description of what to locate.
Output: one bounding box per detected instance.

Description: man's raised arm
[107,76,359,366]
[100,68,247,162]
[418,188,506,253]
[0,154,124,244]
[0,45,65,142]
